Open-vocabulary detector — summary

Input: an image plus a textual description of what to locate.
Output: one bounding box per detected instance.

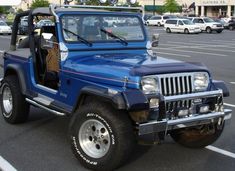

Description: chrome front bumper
[139,90,232,135]
[139,109,232,135]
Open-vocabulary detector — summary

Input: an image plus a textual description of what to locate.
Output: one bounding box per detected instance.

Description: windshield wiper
[63,28,92,47]
[100,28,128,46]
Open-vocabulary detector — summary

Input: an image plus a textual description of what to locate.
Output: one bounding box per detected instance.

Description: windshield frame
[59,13,147,44]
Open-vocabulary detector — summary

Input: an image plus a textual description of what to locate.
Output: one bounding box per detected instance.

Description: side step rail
[26,98,65,116]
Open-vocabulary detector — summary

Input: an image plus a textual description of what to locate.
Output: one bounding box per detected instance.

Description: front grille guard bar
[139,89,232,135]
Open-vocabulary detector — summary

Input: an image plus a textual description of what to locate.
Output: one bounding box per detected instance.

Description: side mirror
[41,33,54,49]
[151,33,159,47]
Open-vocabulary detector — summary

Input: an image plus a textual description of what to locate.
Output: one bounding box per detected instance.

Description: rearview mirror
[41,33,54,49]
[151,33,159,47]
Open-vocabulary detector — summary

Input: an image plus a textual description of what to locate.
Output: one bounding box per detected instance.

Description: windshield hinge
[123,76,129,90]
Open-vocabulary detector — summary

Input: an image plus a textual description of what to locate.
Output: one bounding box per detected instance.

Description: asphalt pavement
[0,28,235,171]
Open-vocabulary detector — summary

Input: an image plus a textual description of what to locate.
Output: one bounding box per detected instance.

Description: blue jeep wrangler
[0,4,232,171]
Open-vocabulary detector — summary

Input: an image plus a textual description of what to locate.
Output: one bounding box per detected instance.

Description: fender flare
[211,80,230,97]
[73,86,149,112]
[4,64,27,95]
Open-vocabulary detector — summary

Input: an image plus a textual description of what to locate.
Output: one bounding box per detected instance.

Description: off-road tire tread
[69,101,135,171]
[170,123,224,148]
[1,75,29,124]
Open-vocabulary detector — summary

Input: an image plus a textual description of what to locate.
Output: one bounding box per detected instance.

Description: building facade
[195,0,235,17]
[17,0,235,17]
[18,0,194,11]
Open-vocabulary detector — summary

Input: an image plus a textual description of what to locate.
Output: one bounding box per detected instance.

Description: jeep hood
[63,53,209,87]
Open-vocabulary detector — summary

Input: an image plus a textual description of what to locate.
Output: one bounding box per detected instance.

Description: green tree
[76,0,109,5]
[0,6,10,14]
[75,0,140,6]
[17,8,24,14]
[163,0,180,13]
[30,0,50,9]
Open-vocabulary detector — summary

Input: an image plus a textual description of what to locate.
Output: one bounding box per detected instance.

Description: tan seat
[46,37,59,72]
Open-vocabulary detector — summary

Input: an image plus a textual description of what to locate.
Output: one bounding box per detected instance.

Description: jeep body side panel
[3,51,31,95]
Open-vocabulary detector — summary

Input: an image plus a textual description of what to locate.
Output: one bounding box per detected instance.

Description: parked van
[164,19,201,34]
[189,17,223,33]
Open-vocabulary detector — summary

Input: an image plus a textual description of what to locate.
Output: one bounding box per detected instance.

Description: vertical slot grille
[160,74,193,96]
[159,73,194,114]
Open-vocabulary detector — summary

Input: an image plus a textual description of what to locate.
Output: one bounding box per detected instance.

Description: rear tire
[170,122,224,148]
[216,30,223,33]
[69,102,135,171]
[229,25,234,30]
[166,28,171,33]
[0,75,30,124]
[157,22,161,27]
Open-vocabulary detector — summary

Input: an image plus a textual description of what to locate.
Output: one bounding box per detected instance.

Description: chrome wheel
[2,86,13,117]
[79,119,111,158]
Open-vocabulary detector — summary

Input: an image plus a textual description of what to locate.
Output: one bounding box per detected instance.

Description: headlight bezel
[193,72,210,92]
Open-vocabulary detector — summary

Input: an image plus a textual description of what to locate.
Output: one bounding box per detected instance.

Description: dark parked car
[18,18,28,35]
[228,19,235,30]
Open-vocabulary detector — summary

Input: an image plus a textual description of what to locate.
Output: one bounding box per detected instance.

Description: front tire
[206,27,212,33]
[0,75,30,124]
[184,28,189,34]
[170,122,224,148]
[166,28,171,33]
[69,102,135,171]
[217,30,223,33]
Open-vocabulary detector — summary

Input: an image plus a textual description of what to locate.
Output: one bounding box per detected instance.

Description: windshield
[182,20,194,25]
[204,18,215,23]
[61,15,145,43]
[0,22,7,26]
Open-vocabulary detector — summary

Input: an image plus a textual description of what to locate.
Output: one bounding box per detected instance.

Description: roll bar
[49,4,145,22]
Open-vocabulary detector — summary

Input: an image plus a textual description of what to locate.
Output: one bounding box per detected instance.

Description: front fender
[74,86,149,112]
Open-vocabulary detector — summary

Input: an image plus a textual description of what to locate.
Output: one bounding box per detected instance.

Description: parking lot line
[224,103,235,108]
[160,43,235,50]
[189,40,235,47]
[230,82,235,84]
[0,36,11,40]
[0,156,17,171]
[212,40,235,43]
[164,45,235,53]
[156,47,227,57]
[155,52,191,58]
[168,41,235,48]
[206,145,235,159]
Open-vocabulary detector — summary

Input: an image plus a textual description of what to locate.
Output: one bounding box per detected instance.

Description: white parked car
[146,15,162,26]
[189,17,223,33]
[0,21,12,35]
[146,15,177,26]
[164,19,201,34]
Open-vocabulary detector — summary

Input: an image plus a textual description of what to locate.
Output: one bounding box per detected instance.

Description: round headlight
[141,77,159,94]
[193,72,209,91]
